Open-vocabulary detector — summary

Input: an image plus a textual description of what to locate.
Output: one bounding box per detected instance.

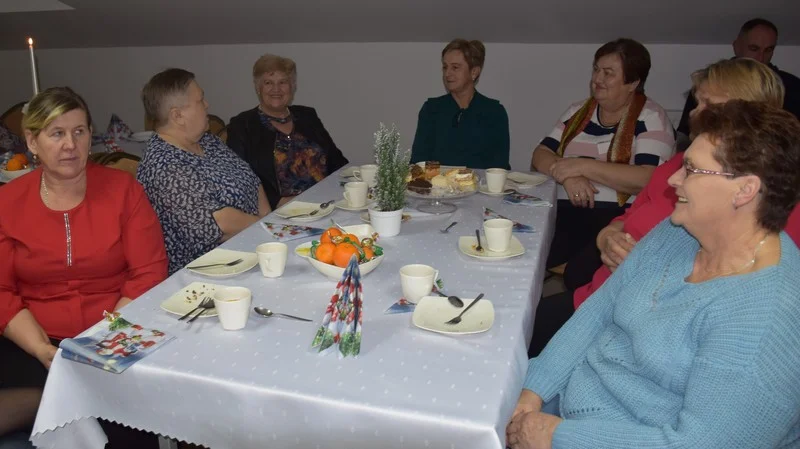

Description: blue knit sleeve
[549,234,800,448]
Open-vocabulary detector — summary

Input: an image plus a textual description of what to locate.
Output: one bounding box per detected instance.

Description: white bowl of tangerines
[1,153,33,181]
[294,224,385,280]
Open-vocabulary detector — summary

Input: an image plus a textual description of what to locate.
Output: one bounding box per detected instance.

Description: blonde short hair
[252,54,297,97]
[22,87,92,136]
[691,58,784,107]
[442,39,486,83]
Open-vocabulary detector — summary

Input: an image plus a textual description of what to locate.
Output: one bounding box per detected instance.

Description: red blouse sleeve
[0,222,23,334]
[120,181,168,299]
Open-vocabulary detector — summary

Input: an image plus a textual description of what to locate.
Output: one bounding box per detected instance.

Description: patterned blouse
[137,133,261,274]
[258,109,328,197]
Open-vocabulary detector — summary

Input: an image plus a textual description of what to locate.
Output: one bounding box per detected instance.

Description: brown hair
[442,39,486,83]
[690,58,784,107]
[594,38,651,93]
[141,68,195,128]
[691,100,800,232]
[23,87,92,136]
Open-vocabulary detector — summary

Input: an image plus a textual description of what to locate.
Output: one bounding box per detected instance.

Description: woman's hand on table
[549,158,586,184]
[562,176,598,208]
[600,229,637,272]
[34,342,58,370]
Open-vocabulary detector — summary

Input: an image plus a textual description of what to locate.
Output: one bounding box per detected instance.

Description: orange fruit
[333,243,360,268]
[11,154,28,166]
[5,159,23,171]
[313,242,336,264]
[342,234,360,245]
[321,227,343,244]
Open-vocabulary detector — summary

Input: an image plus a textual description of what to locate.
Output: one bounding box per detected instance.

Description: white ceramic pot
[368,206,403,237]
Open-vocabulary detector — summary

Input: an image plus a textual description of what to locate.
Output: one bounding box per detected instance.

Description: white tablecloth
[31,171,557,449]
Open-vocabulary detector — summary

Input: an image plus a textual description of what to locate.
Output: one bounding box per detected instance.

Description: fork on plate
[179,297,214,321]
[186,258,243,270]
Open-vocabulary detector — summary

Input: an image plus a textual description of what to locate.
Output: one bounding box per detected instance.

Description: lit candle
[28,37,40,95]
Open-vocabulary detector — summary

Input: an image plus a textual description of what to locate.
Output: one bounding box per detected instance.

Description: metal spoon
[253,307,312,322]
[435,290,464,308]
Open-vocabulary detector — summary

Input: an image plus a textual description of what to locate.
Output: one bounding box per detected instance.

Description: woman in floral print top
[137,69,271,274]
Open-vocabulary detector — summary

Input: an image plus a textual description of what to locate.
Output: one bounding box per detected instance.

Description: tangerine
[5,159,23,171]
[11,154,28,166]
[320,227,343,244]
[333,243,361,268]
[342,234,360,245]
[314,242,336,264]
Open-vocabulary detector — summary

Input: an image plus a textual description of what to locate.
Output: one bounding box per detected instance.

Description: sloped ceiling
[0,0,797,50]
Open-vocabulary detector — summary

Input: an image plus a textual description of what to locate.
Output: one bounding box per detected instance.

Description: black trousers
[528,291,576,358]
[0,337,158,449]
[546,200,626,271]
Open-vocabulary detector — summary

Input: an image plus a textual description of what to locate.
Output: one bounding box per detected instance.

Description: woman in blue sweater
[507,100,800,449]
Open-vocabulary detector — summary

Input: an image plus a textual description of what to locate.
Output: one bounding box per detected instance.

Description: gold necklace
[697,235,769,278]
[40,174,49,206]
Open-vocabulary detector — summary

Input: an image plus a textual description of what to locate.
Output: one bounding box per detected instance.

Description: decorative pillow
[0,122,26,154]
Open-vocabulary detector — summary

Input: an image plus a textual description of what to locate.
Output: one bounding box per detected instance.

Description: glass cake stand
[406,188,477,214]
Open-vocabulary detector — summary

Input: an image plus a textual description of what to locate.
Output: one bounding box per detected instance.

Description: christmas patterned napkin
[483,207,535,233]
[384,280,445,314]
[502,191,552,207]
[312,255,363,357]
[261,222,324,242]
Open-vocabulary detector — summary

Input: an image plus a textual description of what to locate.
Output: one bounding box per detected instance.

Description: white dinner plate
[458,236,525,260]
[160,281,221,317]
[127,131,155,142]
[412,295,494,335]
[478,184,508,197]
[507,172,548,188]
[185,248,258,277]
[334,198,374,212]
[274,201,335,222]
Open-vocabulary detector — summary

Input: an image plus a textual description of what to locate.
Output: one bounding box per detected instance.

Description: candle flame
[28,37,34,46]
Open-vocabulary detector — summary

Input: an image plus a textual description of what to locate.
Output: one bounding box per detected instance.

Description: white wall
[2,42,799,171]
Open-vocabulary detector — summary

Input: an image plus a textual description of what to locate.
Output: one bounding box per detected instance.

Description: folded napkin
[503,191,552,207]
[384,280,445,314]
[312,255,363,357]
[92,114,134,152]
[59,311,174,374]
[262,222,324,242]
[483,207,535,233]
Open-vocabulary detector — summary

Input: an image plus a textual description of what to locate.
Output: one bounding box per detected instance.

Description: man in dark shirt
[677,18,800,140]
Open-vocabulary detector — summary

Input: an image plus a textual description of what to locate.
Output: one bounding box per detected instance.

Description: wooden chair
[207,114,226,138]
[89,151,141,177]
[1,102,27,138]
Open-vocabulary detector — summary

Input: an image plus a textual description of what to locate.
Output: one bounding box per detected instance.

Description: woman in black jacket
[228,54,348,209]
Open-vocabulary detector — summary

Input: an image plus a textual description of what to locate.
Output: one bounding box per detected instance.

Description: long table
[30,170,556,449]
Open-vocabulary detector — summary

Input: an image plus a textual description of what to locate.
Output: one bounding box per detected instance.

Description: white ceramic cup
[399,264,439,302]
[212,287,252,331]
[485,168,509,193]
[353,164,378,187]
[256,242,288,278]
[343,181,369,208]
[483,218,514,252]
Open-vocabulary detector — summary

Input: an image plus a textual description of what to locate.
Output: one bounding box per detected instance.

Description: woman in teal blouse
[411,39,510,169]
